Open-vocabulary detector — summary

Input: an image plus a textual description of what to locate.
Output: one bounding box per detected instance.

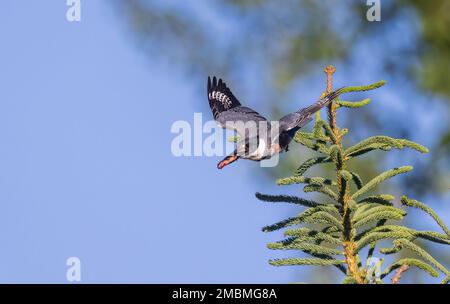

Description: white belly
[248,138,267,160]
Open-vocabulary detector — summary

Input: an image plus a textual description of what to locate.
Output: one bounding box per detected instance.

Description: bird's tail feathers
[302,86,346,114]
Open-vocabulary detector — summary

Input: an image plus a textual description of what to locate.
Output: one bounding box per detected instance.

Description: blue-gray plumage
[207,76,345,169]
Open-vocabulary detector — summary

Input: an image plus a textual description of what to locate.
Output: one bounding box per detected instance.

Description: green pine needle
[401,196,450,237]
[283,228,342,245]
[381,258,439,279]
[294,156,331,176]
[353,210,406,230]
[349,171,364,189]
[351,166,413,200]
[269,257,345,267]
[357,194,395,206]
[339,80,386,94]
[303,184,338,200]
[267,240,343,256]
[337,98,371,108]
[255,192,320,207]
[344,136,428,159]
[393,239,450,276]
[277,176,336,186]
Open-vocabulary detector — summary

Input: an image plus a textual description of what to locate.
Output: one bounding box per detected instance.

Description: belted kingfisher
[207,76,345,169]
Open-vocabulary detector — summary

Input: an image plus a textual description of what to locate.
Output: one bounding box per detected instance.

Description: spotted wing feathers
[207,76,241,120]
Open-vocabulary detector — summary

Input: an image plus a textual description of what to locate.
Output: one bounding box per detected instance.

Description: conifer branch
[277,176,336,186]
[295,131,316,140]
[323,67,364,283]
[354,210,406,230]
[302,211,344,231]
[293,156,331,176]
[262,217,301,233]
[257,66,448,283]
[303,184,338,200]
[268,239,344,256]
[379,245,403,255]
[316,120,337,144]
[365,220,387,266]
[338,80,386,94]
[357,224,450,245]
[349,171,364,189]
[401,196,450,237]
[269,257,345,267]
[357,194,395,206]
[337,98,371,108]
[294,134,329,154]
[324,66,338,140]
[352,205,406,225]
[381,259,439,279]
[393,239,450,276]
[351,166,413,201]
[283,228,342,245]
[255,192,321,207]
[355,231,412,252]
[344,136,428,159]
[262,206,341,232]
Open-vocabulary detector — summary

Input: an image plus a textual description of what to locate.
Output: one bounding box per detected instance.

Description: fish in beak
[217,155,239,169]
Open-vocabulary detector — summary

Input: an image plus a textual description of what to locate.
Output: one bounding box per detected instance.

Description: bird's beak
[217,155,238,169]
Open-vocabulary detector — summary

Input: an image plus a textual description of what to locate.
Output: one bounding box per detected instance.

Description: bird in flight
[207,76,345,169]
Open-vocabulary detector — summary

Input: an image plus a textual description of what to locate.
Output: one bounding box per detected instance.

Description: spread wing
[278,87,346,133]
[207,76,269,137]
[207,76,241,119]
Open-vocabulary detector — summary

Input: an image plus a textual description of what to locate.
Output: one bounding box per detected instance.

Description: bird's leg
[217,154,239,169]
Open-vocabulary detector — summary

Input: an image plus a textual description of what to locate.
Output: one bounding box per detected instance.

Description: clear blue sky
[0,1,448,283]
[0,0,303,283]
